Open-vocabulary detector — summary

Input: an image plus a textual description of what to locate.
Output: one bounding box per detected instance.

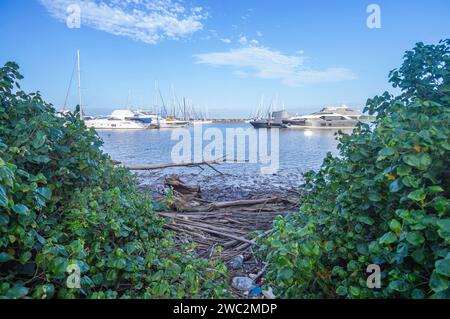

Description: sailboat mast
[77,49,83,119]
[154,80,158,113]
[171,85,176,118]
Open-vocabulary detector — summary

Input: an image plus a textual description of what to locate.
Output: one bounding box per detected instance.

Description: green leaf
[430,271,449,293]
[32,131,47,149]
[433,198,448,213]
[0,166,15,187]
[437,219,450,233]
[115,258,127,269]
[6,286,29,299]
[388,279,409,292]
[0,185,8,207]
[396,165,411,176]
[0,213,9,226]
[378,147,395,157]
[406,232,425,246]
[407,189,426,202]
[389,219,401,232]
[411,289,425,299]
[278,268,294,281]
[20,251,32,264]
[357,216,374,225]
[349,286,360,297]
[0,252,12,263]
[368,192,381,202]
[379,232,397,245]
[389,179,403,193]
[336,286,348,296]
[435,259,450,277]
[403,153,432,170]
[12,204,29,215]
[37,187,52,200]
[427,186,444,194]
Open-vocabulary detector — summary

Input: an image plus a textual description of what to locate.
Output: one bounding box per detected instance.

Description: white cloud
[238,34,259,46]
[256,31,263,37]
[238,36,248,45]
[194,46,357,87]
[220,38,232,44]
[39,0,207,44]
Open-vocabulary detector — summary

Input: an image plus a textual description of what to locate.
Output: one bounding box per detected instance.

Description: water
[98,123,350,200]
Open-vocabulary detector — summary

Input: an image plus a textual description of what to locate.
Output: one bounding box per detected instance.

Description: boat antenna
[76,49,83,119]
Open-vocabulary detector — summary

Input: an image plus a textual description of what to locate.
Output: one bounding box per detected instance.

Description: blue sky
[0,0,449,118]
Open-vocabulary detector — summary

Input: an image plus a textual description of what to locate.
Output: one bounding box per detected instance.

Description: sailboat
[60,50,150,129]
[150,83,189,128]
[191,106,212,125]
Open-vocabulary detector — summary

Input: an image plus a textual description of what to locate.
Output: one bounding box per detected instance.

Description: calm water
[98,123,351,199]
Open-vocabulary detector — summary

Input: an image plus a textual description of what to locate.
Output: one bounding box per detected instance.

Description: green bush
[261,40,450,298]
[0,62,228,299]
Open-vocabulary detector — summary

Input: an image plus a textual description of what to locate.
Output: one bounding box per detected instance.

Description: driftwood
[165,175,200,195]
[157,176,298,263]
[125,157,252,175]
[210,197,280,210]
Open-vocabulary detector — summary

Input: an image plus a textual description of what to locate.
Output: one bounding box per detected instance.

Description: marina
[63,50,368,132]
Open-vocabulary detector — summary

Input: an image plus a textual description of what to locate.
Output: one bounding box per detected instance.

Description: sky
[0,0,449,118]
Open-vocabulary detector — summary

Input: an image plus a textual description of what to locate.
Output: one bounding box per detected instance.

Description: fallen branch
[210,197,280,210]
[191,226,256,245]
[127,159,223,171]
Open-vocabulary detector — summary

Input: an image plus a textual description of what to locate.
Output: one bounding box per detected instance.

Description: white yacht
[85,109,151,129]
[152,117,190,128]
[284,106,361,129]
[135,111,159,125]
[320,105,363,120]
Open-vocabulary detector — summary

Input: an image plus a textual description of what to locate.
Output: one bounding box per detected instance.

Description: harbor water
[98,123,353,200]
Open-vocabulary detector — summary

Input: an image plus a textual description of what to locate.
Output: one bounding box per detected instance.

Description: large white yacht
[84,109,151,129]
[284,106,362,129]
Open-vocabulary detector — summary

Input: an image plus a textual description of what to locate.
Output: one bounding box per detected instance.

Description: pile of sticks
[159,175,298,261]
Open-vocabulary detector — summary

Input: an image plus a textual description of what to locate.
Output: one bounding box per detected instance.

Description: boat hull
[157,120,190,128]
[85,119,149,129]
[250,121,288,129]
[283,118,358,129]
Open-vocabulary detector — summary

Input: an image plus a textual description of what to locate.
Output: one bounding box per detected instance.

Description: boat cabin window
[320,116,347,121]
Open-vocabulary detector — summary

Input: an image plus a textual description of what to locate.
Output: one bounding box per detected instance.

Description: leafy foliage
[261,40,450,298]
[0,62,228,299]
